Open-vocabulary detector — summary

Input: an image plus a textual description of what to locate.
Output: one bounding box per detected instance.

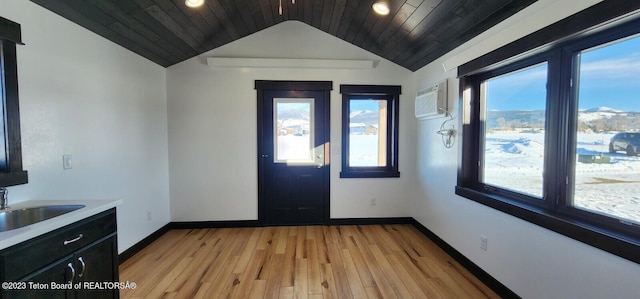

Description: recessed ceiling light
[372,2,390,16]
[185,0,204,8]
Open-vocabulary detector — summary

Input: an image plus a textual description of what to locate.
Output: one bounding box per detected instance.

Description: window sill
[340,170,400,178]
[455,186,640,264]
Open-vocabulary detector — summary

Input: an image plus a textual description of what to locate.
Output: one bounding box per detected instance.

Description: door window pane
[348,99,387,166]
[573,34,640,224]
[274,98,314,163]
[482,63,548,197]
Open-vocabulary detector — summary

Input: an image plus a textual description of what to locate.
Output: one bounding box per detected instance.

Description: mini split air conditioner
[415,80,447,120]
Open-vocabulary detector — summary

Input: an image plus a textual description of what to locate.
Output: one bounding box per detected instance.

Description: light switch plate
[63,154,72,170]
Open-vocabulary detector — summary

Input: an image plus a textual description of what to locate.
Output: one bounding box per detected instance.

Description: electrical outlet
[370,198,377,206]
[147,210,152,221]
[480,235,488,251]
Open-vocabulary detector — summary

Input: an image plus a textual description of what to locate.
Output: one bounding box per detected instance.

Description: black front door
[256,81,331,225]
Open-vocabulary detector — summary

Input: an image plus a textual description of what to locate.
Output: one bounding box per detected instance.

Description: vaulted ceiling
[30,0,537,71]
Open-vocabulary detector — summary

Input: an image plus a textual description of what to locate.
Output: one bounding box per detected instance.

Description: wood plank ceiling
[29,0,537,71]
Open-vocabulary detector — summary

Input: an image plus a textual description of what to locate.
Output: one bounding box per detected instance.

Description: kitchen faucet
[0,187,8,210]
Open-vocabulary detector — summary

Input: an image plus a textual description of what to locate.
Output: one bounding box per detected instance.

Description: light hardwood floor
[119,225,500,298]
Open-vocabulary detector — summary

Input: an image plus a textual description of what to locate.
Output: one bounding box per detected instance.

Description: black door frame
[256,80,332,225]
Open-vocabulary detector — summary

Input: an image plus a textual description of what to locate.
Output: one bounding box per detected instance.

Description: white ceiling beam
[207,57,376,69]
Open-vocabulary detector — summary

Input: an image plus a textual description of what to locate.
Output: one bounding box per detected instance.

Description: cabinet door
[73,235,119,299]
[3,256,73,299]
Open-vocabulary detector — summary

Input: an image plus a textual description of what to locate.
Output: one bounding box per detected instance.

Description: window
[0,17,28,186]
[457,5,640,264]
[571,35,640,225]
[481,62,548,198]
[340,85,400,178]
[274,98,315,163]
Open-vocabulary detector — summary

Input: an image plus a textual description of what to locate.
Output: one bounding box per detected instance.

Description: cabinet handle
[77,257,86,278]
[67,262,75,283]
[63,234,83,245]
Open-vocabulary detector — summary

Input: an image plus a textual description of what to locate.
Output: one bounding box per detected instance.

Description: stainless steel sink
[0,205,85,232]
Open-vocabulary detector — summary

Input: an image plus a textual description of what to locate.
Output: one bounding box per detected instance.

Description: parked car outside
[609,132,640,156]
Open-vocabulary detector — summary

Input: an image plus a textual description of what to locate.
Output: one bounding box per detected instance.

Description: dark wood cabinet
[0,208,119,299]
[73,235,118,299]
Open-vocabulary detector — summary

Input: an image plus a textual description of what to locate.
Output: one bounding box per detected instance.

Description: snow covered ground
[348,135,381,166]
[485,131,640,224]
[276,134,381,166]
[276,134,313,162]
[278,130,640,224]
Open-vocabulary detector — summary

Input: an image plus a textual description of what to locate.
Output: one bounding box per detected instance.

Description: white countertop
[0,199,122,250]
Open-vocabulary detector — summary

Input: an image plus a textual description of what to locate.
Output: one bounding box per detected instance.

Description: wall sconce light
[436,110,457,149]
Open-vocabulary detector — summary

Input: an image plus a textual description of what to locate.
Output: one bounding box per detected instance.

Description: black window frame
[0,17,27,187]
[340,85,400,178]
[457,2,640,264]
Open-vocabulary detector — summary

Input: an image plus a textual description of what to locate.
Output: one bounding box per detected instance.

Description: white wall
[412,0,640,298]
[6,2,637,296]
[1,1,171,253]
[167,21,416,221]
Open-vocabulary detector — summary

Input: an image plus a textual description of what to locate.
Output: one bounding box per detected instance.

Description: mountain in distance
[350,109,374,118]
[277,106,310,122]
[350,110,379,126]
[486,110,545,129]
[582,106,624,113]
[579,106,627,123]
[488,106,639,132]
[578,106,640,132]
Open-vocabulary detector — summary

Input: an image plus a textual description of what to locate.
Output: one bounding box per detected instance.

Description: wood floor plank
[144,256,193,298]
[418,256,476,298]
[263,254,285,298]
[339,248,368,299]
[197,230,242,284]
[275,226,289,254]
[314,226,330,264]
[255,226,275,250]
[369,244,414,298]
[325,243,353,298]
[342,232,376,288]
[164,238,217,295]
[119,225,502,299]
[192,282,212,299]
[203,255,240,298]
[390,245,446,299]
[349,231,398,299]
[232,228,262,274]
[294,258,309,298]
[256,230,278,281]
[281,235,297,287]
[231,250,266,299]
[296,226,307,259]
[320,263,339,299]
[387,253,431,298]
[247,279,267,299]
[279,286,294,298]
[120,231,195,297]
[364,286,383,299]
[327,226,346,249]
[306,239,324,295]
[371,225,403,255]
